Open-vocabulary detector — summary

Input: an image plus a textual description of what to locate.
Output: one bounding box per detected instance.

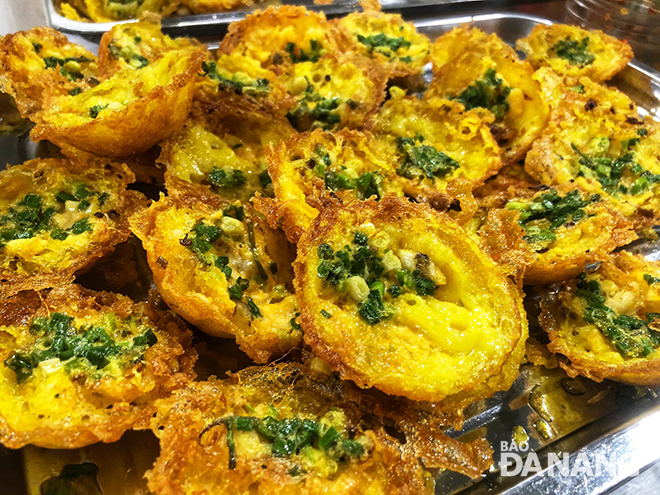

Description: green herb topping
[0,194,55,247]
[258,168,274,197]
[259,169,273,190]
[203,411,367,471]
[246,297,262,318]
[285,40,324,64]
[43,55,92,81]
[89,104,108,119]
[575,273,660,358]
[572,140,660,195]
[207,167,248,189]
[552,37,595,66]
[395,134,459,181]
[290,312,302,330]
[644,274,660,285]
[0,186,105,248]
[107,41,149,69]
[356,33,411,58]
[450,68,511,120]
[506,188,599,249]
[202,61,270,96]
[316,232,438,325]
[4,312,158,384]
[181,206,263,318]
[286,92,341,131]
[308,146,385,200]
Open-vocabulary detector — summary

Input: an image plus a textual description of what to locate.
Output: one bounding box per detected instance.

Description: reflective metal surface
[413,12,660,122]
[415,16,659,494]
[43,0,483,36]
[9,8,660,495]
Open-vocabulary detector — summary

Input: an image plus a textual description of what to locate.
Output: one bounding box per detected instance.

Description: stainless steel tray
[42,2,660,125]
[414,14,659,495]
[417,14,660,495]
[43,0,352,36]
[6,9,660,495]
[43,0,486,36]
[413,12,660,122]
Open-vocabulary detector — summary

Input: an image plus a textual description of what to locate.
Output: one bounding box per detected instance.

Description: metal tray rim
[24,5,660,494]
[42,2,660,85]
[413,11,660,83]
[40,1,561,33]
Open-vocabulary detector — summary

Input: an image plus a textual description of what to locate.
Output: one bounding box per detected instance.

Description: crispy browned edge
[97,24,126,79]
[524,206,637,285]
[59,143,166,187]
[538,261,660,387]
[0,158,147,299]
[131,178,297,363]
[477,208,534,284]
[424,176,481,227]
[523,83,660,232]
[147,362,492,494]
[159,97,296,196]
[30,50,204,157]
[217,5,336,65]
[97,22,208,79]
[518,24,634,82]
[331,11,430,83]
[252,192,304,244]
[472,164,540,208]
[428,26,548,166]
[293,195,524,402]
[0,27,98,117]
[257,129,380,245]
[364,94,506,213]
[216,6,388,128]
[0,284,196,449]
[478,188,638,286]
